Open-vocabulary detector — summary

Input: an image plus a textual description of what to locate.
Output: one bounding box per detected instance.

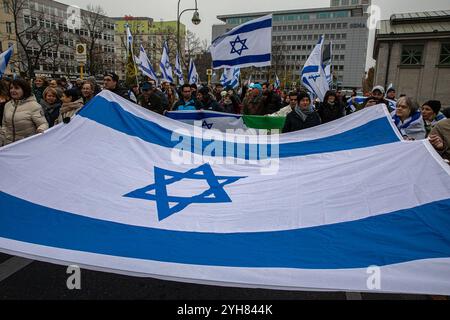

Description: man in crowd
[103,72,131,101]
[173,84,202,111]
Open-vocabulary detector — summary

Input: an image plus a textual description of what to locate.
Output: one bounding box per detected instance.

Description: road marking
[345,292,363,300]
[0,257,34,282]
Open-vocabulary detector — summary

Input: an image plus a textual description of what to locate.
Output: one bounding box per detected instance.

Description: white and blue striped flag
[0,45,14,78]
[1,91,450,295]
[323,42,333,87]
[301,35,330,102]
[274,74,281,89]
[211,15,272,69]
[159,41,173,83]
[137,45,158,83]
[188,59,199,85]
[220,67,240,89]
[175,52,184,85]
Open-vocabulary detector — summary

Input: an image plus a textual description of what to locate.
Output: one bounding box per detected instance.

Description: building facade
[373,11,450,105]
[0,0,18,76]
[1,0,116,79]
[112,17,186,80]
[212,5,369,88]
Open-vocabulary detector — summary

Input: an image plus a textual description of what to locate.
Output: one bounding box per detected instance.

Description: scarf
[60,99,84,115]
[40,100,61,114]
[294,105,314,122]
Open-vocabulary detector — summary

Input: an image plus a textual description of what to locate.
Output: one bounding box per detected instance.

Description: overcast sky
[59,0,450,69]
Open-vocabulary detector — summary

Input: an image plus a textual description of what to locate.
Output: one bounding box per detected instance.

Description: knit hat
[104,72,119,82]
[372,85,385,95]
[63,88,81,102]
[423,100,441,115]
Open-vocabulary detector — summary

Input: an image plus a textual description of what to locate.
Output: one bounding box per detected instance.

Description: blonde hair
[43,87,61,100]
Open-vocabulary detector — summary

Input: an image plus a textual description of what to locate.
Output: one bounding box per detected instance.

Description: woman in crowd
[55,89,84,125]
[81,81,96,104]
[243,83,265,115]
[282,91,321,133]
[391,96,426,140]
[49,79,59,89]
[316,90,346,124]
[32,76,48,104]
[166,85,177,110]
[0,78,48,146]
[421,100,446,137]
[41,87,62,128]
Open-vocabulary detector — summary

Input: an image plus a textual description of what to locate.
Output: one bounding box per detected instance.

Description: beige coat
[430,119,450,161]
[0,96,48,146]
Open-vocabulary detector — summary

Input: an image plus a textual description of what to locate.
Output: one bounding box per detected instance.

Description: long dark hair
[10,78,32,99]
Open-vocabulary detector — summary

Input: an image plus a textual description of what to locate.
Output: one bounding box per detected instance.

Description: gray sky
[59,0,450,69]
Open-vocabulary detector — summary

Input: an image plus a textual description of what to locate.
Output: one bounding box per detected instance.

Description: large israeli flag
[1,91,450,295]
[137,45,158,82]
[211,15,272,69]
[220,67,240,89]
[301,35,330,102]
[0,45,13,77]
[159,41,173,83]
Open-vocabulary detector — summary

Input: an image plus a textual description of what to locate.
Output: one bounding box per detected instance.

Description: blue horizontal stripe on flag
[78,96,400,160]
[166,112,242,121]
[212,17,272,45]
[213,54,271,68]
[1,191,450,269]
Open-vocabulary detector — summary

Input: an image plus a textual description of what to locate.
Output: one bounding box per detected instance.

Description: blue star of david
[202,120,213,129]
[124,163,246,221]
[165,62,171,69]
[230,36,248,56]
[308,74,320,82]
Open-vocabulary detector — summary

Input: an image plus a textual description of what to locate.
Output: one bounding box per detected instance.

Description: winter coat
[200,98,224,112]
[430,119,450,161]
[316,101,345,124]
[173,98,202,111]
[0,96,48,146]
[391,111,426,140]
[282,109,321,133]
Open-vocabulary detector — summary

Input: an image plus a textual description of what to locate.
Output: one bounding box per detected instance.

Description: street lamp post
[177,0,200,63]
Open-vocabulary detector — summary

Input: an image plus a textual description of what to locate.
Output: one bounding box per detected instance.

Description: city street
[0,253,432,300]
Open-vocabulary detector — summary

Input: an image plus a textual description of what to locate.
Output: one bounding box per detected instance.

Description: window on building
[439,43,450,65]
[6,22,13,34]
[342,0,349,5]
[401,45,424,65]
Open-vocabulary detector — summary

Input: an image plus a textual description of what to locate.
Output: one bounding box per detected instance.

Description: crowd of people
[0,73,449,163]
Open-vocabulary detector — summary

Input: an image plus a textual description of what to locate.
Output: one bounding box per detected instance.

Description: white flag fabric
[301,35,330,102]
[220,67,240,89]
[2,91,450,295]
[0,45,13,77]
[274,74,281,89]
[166,110,247,132]
[211,15,272,69]
[188,59,199,85]
[159,41,173,83]
[175,53,184,85]
[323,42,333,87]
[126,24,133,52]
[137,45,158,82]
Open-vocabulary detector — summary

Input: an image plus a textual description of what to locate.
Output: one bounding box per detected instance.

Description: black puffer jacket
[282,110,321,133]
[316,101,345,124]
